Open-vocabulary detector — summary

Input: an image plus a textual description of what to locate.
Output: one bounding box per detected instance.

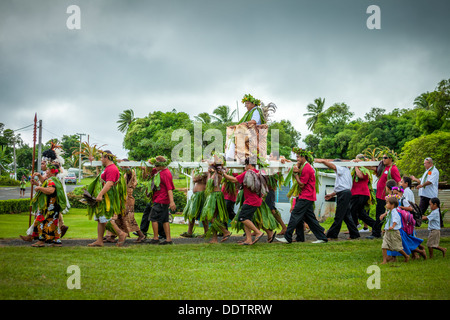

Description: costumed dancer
[221,170,239,231]
[180,171,208,238]
[146,156,176,245]
[84,150,128,247]
[20,148,63,242]
[200,155,232,243]
[276,148,328,244]
[106,160,146,243]
[52,144,70,237]
[223,157,265,245]
[28,151,69,247]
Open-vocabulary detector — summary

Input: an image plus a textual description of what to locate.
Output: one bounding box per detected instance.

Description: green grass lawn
[0,209,449,300]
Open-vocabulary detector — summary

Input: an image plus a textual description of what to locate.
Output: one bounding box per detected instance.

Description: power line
[13,124,34,132]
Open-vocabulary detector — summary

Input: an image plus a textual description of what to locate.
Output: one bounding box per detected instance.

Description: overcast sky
[1,0,449,159]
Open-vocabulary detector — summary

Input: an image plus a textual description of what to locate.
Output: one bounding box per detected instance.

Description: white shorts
[94,215,110,224]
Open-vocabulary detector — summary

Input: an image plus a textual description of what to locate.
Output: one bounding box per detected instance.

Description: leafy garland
[241,93,261,106]
[292,147,315,164]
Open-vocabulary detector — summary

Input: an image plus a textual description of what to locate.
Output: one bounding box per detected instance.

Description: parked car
[65,173,78,184]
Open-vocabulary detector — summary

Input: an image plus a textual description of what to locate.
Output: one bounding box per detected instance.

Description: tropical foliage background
[1,78,449,182]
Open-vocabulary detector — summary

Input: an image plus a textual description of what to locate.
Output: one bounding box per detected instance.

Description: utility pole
[12,136,17,180]
[77,133,85,184]
[37,119,42,173]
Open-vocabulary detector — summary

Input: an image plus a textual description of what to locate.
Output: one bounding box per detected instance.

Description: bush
[397,131,450,181]
[67,192,87,209]
[0,177,20,186]
[0,199,30,214]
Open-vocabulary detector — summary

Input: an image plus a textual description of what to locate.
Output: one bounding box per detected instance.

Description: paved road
[0,184,79,200]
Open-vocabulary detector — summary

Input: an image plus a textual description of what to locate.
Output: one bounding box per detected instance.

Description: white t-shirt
[418,167,439,199]
[385,208,402,230]
[334,165,353,192]
[428,208,441,230]
[403,187,415,204]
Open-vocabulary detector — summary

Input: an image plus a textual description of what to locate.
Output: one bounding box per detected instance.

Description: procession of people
[18,94,446,264]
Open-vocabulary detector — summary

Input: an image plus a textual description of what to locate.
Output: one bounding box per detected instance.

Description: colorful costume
[30,176,68,244]
[85,164,127,224]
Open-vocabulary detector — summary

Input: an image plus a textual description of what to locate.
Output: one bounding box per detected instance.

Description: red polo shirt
[101,163,120,183]
[351,172,370,197]
[152,168,175,204]
[236,169,262,207]
[376,165,401,200]
[298,163,316,202]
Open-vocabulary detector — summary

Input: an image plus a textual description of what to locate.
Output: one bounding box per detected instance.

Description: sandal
[268,231,277,243]
[252,233,264,244]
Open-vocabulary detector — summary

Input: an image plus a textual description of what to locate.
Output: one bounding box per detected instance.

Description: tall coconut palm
[211,105,236,124]
[194,112,212,124]
[413,93,432,110]
[117,109,135,133]
[0,145,11,174]
[303,98,325,131]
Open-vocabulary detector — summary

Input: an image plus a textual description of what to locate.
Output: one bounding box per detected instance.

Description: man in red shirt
[276,150,328,244]
[367,152,401,239]
[222,158,264,245]
[147,156,176,245]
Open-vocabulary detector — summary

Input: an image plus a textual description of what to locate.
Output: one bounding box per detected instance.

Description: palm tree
[117,109,135,133]
[303,98,325,131]
[0,145,11,174]
[413,93,432,110]
[211,105,236,123]
[194,112,212,124]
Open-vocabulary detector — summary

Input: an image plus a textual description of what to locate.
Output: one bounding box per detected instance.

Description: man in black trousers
[316,159,360,240]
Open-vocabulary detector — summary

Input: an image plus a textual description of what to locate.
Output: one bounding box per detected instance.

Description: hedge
[0,199,30,214]
[0,177,20,186]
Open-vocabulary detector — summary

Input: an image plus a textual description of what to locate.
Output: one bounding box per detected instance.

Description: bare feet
[116,232,127,247]
[87,241,103,247]
[31,241,45,247]
[20,235,33,242]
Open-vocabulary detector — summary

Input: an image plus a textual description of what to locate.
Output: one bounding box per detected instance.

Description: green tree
[397,131,450,181]
[194,112,212,124]
[123,110,193,160]
[303,98,325,132]
[117,109,135,133]
[267,120,301,157]
[211,105,236,124]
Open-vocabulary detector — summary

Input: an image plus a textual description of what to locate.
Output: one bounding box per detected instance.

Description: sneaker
[359,228,370,233]
[275,237,289,243]
[312,240,327,243]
